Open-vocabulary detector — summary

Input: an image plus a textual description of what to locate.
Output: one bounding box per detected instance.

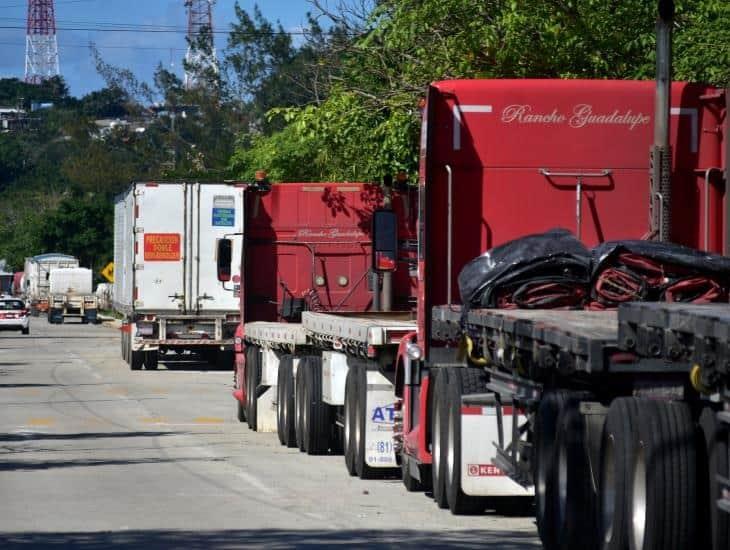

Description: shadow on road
[0,336,116,341]
[156,356,230,372]
[0,529,540,549]
[0,431,182,443]
[0,455,224,472]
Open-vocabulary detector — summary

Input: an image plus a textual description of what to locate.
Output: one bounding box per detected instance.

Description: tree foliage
[0,0,728,273]
[230,0,730,182]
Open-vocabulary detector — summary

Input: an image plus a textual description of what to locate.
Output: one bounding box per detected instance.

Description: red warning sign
[144,233,181,261]
[467,464,504,477]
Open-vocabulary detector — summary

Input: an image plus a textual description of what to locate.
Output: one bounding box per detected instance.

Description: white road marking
[236,471,278,497]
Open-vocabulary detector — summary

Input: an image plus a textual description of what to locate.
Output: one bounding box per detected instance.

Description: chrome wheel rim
[433,400,441,481]
[601,434,616,544]
[631,441,647,550]
[344,390,351,453]
[557,432,568,530]
[447,403,455,488]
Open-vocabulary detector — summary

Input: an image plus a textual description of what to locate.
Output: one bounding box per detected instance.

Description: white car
[0,298,30,335]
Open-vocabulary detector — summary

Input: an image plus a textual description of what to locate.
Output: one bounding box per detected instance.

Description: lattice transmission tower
[184,0,218,90]
[25,0,60,84]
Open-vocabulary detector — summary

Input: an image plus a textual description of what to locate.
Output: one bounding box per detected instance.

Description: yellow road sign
[100,262,114,283]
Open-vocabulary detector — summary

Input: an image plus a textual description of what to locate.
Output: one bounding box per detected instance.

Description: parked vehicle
[47,267,99,324]
[12,272,23,297]
[0,269,13,296]
[215,4,729,547]
[114,181,245,370]
[220,181,419,478]
[23,253,79,315]
[0,298,30,335]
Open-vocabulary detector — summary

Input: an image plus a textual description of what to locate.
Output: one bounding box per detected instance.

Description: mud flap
[260,348,280,386]
[460,403,534,497]
[256,385,278,432]
[364,370,397,468]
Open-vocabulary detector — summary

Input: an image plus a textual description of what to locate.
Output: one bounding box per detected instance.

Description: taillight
[376,252,396,271]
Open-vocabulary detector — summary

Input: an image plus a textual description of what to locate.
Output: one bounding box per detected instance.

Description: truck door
[190,183,244,314]
[135,183,186,313]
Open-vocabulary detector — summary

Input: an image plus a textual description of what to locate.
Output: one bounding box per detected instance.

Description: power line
[0,0,101,8]
[0,40,187,52]
[0,24,322,36]
[0,16,189,29]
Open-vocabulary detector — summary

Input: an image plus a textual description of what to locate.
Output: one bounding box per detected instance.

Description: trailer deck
[244,321,309,348]
[302,311,416,347]
[618,302,730,373]
[432,305,619,374]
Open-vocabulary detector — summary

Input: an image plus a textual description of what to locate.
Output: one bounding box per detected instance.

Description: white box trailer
[47,267,99,324]
[114,181,244,370]
[23,253,79,314]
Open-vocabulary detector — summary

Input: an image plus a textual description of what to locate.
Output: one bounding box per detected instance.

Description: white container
[49,268,93,296]
[113,182,244,315]
[23,253,79,301]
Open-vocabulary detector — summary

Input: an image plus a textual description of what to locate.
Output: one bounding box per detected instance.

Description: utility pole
[25,0,60,84]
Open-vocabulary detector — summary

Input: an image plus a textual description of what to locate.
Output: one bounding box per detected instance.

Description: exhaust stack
[650,0,674,241]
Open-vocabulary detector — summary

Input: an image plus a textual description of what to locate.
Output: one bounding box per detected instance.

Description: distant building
[93,118,148,139]
[0,107,31,132]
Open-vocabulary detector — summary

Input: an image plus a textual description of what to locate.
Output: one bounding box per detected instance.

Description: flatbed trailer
[618,302,730,517]
[430,302,729,549]
[47,293,99,324]
[241,311,417,474]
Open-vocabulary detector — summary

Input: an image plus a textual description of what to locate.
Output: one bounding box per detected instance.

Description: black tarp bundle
[458,230,730,311]
[588,240,730,308]
[458,229,592,309]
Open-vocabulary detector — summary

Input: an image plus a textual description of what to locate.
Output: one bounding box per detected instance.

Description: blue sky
[0,1,322,97]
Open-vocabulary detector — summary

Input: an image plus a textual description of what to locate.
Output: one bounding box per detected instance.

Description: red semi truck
[217,75,728,549]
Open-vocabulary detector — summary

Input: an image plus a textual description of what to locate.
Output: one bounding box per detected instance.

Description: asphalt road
[0,318,540,549]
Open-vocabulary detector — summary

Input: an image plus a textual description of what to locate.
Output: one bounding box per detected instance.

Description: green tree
[37,194,113,271]
[230,0,730,183]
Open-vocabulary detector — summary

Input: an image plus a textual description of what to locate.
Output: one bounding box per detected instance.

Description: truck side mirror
[372,209,398,272]
[216,238,232,282]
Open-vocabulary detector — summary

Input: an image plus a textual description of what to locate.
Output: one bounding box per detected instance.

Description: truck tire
[554,396,596,549]
[445,367,489,514]
[431,368,450,509]
[698,407,729,550]
[245,346,261,431]
[22,326,29,335]
[534,389,570,548]
[276,355,296,447]
[125,334,131,365]
[599,397,639,550]
[237,397,246,423]
[295,358,306,451]
[144,350,158,370]
[344,365,358,475]
[130,349,143,371]
[401,454,421,491]
[629,399,696,550]
[300,356,330,455]
[352,363,378,479]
